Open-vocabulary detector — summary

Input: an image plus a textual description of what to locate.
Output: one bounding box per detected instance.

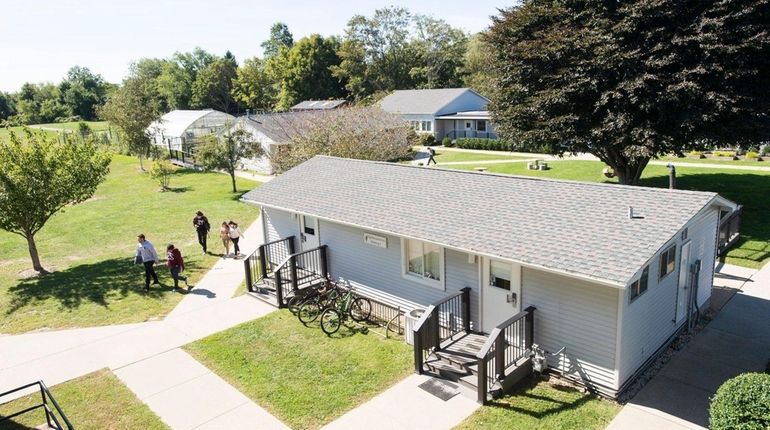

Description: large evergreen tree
[487,0,770,185]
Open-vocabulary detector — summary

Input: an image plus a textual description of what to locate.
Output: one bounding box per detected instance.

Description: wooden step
[425,357,470,378]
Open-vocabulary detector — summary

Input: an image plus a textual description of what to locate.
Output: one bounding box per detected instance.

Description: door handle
[507,293,517,306]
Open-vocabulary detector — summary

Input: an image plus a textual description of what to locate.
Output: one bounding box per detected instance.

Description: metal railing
[272,245,328,306]
[717,206,742,256]
[245,236,295,293]
[0,381,74,429]
[476,306,535,403]
[444,130,498,140]
[413,287,472,374]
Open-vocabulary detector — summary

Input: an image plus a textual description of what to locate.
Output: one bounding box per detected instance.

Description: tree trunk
[26,233,47,274]
[138,154,145,171]
[230,171,237,193]
[598,150,650,186]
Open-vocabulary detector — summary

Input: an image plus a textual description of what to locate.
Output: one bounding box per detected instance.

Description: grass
[0,369,167,430]
[659,155,769,167]
[433,150,530,163]
[0,121,110,142]
[0,154,260,334]
[455,379,620,430]
[185,310,413,430]
[449,160,770,268]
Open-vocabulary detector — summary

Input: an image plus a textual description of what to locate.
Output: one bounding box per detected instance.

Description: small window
[403,239,443,287]
[660,245,676,280]
[477,120,487,132]
[465,121,472,129]
[630,266,649,302]
[303,215,316,235]
[420,121,432,132]
[490,260,511,290]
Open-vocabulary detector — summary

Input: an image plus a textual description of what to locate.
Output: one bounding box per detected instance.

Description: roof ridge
[310,156,719,198]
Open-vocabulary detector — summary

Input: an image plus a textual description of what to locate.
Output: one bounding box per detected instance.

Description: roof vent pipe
[667,163,676,189]
[628,206,634,219]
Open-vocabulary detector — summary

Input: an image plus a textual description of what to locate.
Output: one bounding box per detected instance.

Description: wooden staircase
[423,333,502,398]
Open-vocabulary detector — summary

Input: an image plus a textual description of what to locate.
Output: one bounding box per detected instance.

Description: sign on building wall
[364,233,387,249]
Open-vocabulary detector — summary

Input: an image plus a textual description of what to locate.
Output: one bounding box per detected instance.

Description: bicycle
[297,281,340,324]
[319,288,372,335]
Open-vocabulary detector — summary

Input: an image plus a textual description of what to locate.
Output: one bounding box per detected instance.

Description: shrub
[454,137,515,151]
[417,134,436,146]
[713,150,737,158]
[442,137,453,147]
[149,157,174,191]
[746,151,759,159]
[688,150,703,156]
[709,372,770,430]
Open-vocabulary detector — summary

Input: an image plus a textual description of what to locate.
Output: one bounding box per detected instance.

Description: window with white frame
[490,260,511,290]
[659,245,676,280]
[403,239,443,286]
[420,121,432,132]
[629,266,649,302]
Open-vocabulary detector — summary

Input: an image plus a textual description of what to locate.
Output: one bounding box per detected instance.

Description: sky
[0,0,508,92]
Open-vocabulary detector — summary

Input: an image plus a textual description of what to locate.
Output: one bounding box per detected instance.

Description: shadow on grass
[164,186,192,193]
[0,418,37,430]
[6,257,202,314]
[484,377,594,419]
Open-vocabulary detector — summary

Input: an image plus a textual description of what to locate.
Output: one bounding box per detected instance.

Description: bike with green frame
[319,287,372,335]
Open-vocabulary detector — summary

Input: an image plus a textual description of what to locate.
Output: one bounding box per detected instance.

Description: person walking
[228,221,244,257]
[219,222,231,258]
[166,244,191,291]
[426,147,437,165]
[193,211,210,254]
[135,234,159,291]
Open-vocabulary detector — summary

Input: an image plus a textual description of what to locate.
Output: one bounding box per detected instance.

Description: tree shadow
[165,186,192,193]
[484,377,596,419]
[0,418,37,430]
[6,257,202,315]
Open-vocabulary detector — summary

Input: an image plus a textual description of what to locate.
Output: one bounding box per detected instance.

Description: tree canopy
[0,130,111,272]
[261,22,294,58]
[275,35,345,110]
[197,127,263,192]
[487,0,770,185]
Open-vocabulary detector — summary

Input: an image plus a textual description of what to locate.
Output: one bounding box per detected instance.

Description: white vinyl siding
[618,206,720,387]
[521,268,619,392]
[263,207,298,243]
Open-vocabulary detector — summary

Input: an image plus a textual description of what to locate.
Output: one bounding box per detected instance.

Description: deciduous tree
[487,0,770,185]
[0,130,111,273]
[197,128,263,193]
[276,35,345,111]
[261,22,294,58]
[232,57,276,112]
[191,53,238,113]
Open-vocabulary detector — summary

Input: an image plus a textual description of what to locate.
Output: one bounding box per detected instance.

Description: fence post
[494,333,505,380]
[461,287,471,333]
[244,259,253,293]
[258,247,267,279]
[430,309,440,352]
[288,236,296,254]
[414,329,424,374]
[477,356,488,404]
[525,306,536,350]
[275,270,284,307]
[320,245,329,279]
[289,258,298,292]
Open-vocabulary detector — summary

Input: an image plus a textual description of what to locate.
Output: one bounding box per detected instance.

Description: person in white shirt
[135,234,159,291]
[228,221,245,257]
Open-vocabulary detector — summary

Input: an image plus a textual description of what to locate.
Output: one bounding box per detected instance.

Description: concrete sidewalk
[607,262,770,430]
[323,374,480,430]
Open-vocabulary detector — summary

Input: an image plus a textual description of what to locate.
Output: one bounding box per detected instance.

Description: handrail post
[461,287,471,333]
[320,245,329,279]
[244,259,253,292]
[290,258,298,292]
[494,335,505,379]
[275,270,284,307]
[477,355,488,404]
[414,329,424,374]
[525,306,535,350]
[288,236,296,254]
[258,247,267,280]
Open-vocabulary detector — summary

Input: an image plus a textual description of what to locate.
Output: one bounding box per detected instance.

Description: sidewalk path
[323,374,480,430]
[607,262,770,430]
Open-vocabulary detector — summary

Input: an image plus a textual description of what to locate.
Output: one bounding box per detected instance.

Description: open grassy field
[0,369,168,430]
[0,121,110,142]
[449,160,770,269]
[185,310,413,430]
[659,155,769,167]
[455,379,620,430]
[0,154,260,334]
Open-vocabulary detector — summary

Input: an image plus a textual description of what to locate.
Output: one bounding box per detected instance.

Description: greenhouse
[148,109,235,152]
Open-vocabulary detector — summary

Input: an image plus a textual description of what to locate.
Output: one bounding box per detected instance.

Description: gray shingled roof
[379,88,486,115]
[242,157,725,285]
[290,100,347,110]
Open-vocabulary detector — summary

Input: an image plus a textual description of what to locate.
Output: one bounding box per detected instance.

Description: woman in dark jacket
[166,244,191,291]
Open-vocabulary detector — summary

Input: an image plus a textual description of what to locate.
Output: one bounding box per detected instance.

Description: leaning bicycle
[319,288,372,335]
[297,281,340,324]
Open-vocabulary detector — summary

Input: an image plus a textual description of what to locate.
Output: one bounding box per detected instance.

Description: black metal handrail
[413,287,471,374]
[272,245,328,306]
[717,205,742,256]
[245,236,295,293]
[0,380,74,429]
[476,306,535,403]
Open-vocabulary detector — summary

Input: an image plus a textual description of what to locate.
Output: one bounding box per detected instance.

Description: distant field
[0,121,110,142]
[659,155,769,167]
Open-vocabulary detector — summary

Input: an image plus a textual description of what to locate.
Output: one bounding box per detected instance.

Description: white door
[298,214,320,251]
[482,258,522,332]
[464,121,474,138]
[676,241,692,325]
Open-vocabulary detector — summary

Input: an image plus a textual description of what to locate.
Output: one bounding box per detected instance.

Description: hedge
[710,372,770,430]
[455,138,514,151]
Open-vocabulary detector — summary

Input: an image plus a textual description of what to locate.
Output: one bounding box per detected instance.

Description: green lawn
[0,121,110,142]
[450,160,770,268]
[0,154,260,334]
[0,369,168,430]
[434,150,531,163]
[659,155,769,167]
[455,379,620,430]
[185,310,413,430]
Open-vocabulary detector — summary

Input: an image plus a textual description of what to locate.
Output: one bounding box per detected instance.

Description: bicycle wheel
[320,308,342,335]
[287,295,304,314]
[298,301,321,324]
[350,297,372,322]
